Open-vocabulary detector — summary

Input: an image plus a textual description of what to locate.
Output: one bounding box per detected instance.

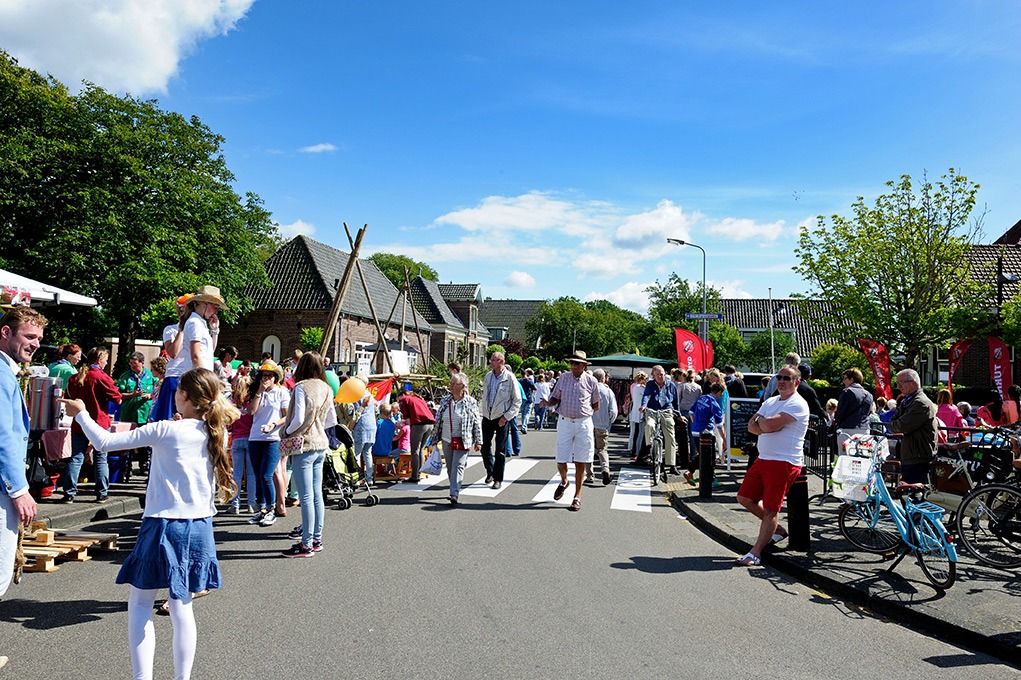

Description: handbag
[447,401,467,451]
[281,391,331,457]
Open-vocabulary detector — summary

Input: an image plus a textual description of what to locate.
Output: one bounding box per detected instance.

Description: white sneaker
[258,511,277,527]
[247,510,266,525]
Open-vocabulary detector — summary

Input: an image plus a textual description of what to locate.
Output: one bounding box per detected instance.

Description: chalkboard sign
[728,398,761,456]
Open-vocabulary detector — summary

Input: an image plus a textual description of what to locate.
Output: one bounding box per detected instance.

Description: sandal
[568,497,581,512]
[769,528,789,546]
[733,552,761,567]
[155,589,210,616]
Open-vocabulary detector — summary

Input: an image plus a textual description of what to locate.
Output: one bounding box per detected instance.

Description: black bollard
[787,471,810,551]
[698,431,715,499]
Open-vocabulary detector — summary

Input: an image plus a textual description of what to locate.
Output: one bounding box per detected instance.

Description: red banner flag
[947,339,973,398]
[857,338,893,400]
[675,328,708,373]
[366,377,395,406]
[988,337,1012,401]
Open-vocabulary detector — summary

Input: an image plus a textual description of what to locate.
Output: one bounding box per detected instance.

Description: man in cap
[540,351,600,510]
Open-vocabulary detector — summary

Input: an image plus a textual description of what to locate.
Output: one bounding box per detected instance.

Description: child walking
[62,368,238,680]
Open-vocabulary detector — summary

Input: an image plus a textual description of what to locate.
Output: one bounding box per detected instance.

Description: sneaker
[248,510,266,525]
[683,471,697,486]
[258,511,277,527]
[288,525,302,539]
[223,505,239,515]
[96,496,109,504]
[311,539,323,552]
[281,542,315,558]
[246,506,256,514]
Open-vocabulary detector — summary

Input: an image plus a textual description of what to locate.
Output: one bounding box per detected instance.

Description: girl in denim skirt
[62,368,238,680]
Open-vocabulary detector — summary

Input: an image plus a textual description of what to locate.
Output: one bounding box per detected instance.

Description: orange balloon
[335,377,366,404]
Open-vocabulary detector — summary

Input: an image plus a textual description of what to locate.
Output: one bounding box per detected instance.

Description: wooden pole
[318,223,366,358]
[345,225,396,375]
[403,266,429,373]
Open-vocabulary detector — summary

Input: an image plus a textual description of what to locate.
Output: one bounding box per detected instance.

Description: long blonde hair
[178,368,240,504]
[74,347,108,386]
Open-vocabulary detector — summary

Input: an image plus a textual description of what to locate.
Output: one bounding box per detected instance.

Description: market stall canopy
[584,353,671,367]
[0,269,98,307]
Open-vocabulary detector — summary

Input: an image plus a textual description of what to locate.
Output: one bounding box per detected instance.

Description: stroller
[323,424,379,509]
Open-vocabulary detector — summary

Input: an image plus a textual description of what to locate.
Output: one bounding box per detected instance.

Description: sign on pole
[685,312,723,320]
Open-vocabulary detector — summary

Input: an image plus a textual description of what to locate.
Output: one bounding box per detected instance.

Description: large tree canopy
[368,252,438,290]
[0,52,276,369]
[525,297,647,359]
[794,170,990,369]
[643,274,745,367]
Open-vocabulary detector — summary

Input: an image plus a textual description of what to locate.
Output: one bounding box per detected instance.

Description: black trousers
[481,416,509,482]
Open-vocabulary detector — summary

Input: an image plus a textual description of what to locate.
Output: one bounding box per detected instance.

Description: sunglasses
[776,375,796,382]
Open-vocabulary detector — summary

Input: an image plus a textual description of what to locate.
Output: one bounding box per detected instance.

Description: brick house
[409,277,491,367]
[216,236,432,374]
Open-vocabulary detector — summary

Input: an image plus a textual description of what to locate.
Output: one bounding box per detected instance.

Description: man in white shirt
[735,364,809,566]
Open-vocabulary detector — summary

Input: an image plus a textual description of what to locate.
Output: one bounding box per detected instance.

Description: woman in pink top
[934,389,965,440]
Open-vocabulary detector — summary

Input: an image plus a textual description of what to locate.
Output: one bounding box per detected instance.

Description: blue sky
[3,1,1020,314]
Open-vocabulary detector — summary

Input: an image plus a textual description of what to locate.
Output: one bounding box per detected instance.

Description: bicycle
[834,435,958,590]
[647,409,673,486]
[954,482,1021,569]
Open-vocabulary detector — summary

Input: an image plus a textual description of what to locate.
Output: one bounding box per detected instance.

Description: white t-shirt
[755,392,810,466]
[629,383,645,422]
[534,382,551,405]
[178,312,214,372]
[163,324,186,378]
[250,386,290,442]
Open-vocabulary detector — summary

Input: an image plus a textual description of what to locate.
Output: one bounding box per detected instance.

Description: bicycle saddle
[892,481,927,497]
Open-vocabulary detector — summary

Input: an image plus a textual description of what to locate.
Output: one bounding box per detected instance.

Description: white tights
[127,587,197,680]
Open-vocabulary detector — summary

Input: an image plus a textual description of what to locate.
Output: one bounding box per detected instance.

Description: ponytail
[177,368,240,504]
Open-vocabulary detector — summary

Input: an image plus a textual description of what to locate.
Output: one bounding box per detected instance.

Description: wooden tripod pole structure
[318,223,366,358]
[345,224,396,375]
[402,266,429,371]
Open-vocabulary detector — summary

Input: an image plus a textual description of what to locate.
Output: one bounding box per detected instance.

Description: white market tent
[0,268,98,307]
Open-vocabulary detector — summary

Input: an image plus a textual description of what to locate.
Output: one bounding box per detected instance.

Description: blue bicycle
[836,442,958,589]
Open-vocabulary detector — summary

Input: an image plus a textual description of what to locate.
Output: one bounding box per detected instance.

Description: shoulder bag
[281,390,331,456]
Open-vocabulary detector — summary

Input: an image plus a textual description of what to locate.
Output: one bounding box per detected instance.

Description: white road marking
[533,468,577,505]
[401,455,483,490]
[460,457,539,497]
[610,467,653,512]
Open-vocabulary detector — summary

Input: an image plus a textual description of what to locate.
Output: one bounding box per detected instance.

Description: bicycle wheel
[913,514,956,589]
[954,483,1021,569]
[650,439,663,487]
[838,501,900,553]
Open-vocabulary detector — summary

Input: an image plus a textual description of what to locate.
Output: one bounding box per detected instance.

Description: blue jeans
[519,398,533,432]
[534,406,548,430]
[505,418,521,456]
[63,431,109,499]
[355,440,375,483]
[291,448,326,547]
[442,443,470,498]
[247,439,280,510]
[230,438,257,509]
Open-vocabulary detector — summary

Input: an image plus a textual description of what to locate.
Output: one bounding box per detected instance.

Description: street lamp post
[667,238,708,363]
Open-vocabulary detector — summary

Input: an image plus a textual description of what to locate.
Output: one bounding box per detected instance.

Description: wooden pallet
[21,529,119,573]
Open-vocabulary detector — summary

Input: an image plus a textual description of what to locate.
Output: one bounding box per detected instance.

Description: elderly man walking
[541,351,601,510]
[735,364,809,566]
[1,307,45,670]
[587,368,618,485]
[479,352,522,489]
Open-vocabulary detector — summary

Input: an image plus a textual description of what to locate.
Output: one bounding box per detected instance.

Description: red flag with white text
[674,328,708,373]
[857,338,893,400]
[947,339,973,399]
[987,337,1012,401]
[366,377,395,406]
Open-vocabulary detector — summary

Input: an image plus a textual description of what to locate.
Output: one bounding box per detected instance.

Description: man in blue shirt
[641,365,679,475]
[684,383,726,484]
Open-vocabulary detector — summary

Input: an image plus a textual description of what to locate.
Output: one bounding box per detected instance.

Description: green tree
[794,170,990,369]
[300,327,324,352]
[742,331,796,373]
[0,53,277,371]
[367,252,438,290]
[505,353,523,371]
[525,297,646,359]
[643,274,745,366]
[810,343,872,386]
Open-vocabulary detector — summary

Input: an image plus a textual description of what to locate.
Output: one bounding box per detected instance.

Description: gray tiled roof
[248,236,432,331]
[437,283,481,302]
[410,276,466,329]
[718,298,843,356]
[479,299,545,342]
[992,219,1021,245]
[966,243,1021,302]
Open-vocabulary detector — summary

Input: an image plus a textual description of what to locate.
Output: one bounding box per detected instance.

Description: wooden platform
[21,527,119,573]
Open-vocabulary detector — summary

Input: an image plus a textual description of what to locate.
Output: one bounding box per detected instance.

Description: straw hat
[256,360,284,382]
[192,285,228,310]
[564,350,591,365]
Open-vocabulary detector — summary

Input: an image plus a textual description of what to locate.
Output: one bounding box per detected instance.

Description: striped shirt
[549,371,600,419]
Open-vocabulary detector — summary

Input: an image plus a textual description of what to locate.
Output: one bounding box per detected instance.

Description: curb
[669,490,1021,669]
[35,496,143,530]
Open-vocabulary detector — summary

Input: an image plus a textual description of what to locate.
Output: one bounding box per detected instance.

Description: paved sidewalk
[666,460,1021,666]
[32,478,146,530]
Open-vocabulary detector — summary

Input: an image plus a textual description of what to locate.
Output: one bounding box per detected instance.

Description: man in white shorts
[540,351,600,511]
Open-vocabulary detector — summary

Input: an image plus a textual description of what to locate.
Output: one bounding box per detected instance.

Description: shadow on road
[1,597,126,629]
[610,555,734,573]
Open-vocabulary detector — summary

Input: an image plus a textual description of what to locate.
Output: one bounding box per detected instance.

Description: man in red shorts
[735,364,809,566]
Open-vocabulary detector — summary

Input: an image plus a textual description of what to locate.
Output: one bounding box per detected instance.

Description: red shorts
[738,458,802,513]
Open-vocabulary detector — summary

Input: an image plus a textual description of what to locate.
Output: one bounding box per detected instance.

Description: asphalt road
[2,429,1018,679]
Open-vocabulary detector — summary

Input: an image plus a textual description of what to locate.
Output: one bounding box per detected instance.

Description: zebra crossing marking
[460,457,539,497]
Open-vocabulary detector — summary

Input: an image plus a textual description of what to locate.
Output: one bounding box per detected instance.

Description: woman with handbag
[279,352,335,558]
[430,372,482,505]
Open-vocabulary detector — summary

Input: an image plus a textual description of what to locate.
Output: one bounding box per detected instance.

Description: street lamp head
[666,238,686,246]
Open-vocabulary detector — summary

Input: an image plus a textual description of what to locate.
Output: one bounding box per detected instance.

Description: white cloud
[706,217,786,241]
[584,282,653,314]
[299,143,338,154]
[278,219,316,238]
[434,191,613,235]
[708,278,753,299]
[612,199,697,251]
[0,0,254,94]
[372,236,550,264]
[503,271,536,288]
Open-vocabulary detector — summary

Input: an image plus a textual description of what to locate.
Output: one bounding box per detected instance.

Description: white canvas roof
[0,269,98,307]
